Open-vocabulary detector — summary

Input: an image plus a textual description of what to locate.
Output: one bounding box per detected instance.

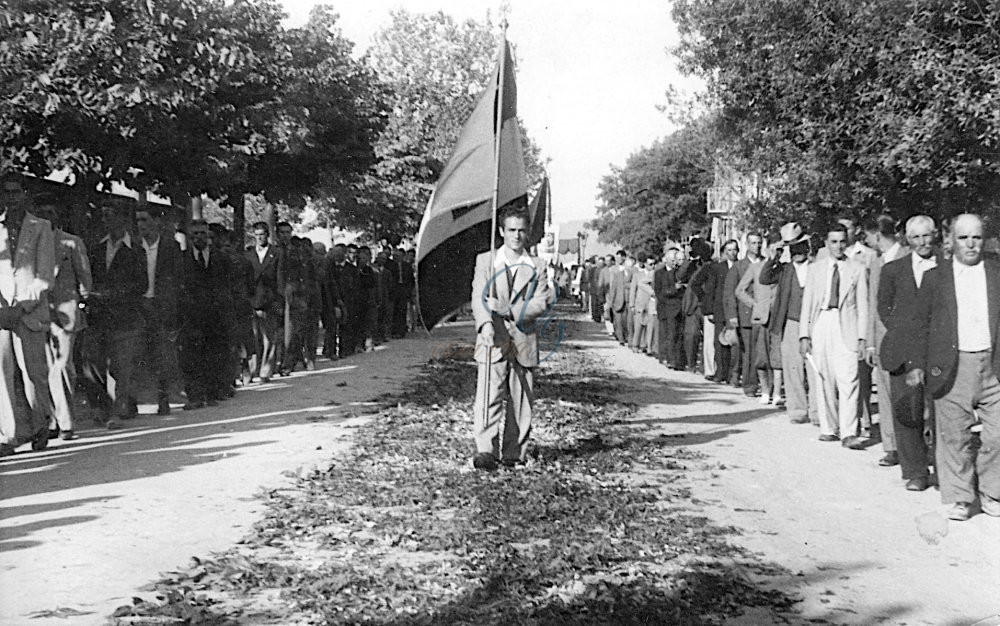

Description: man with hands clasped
[470,205,555,471]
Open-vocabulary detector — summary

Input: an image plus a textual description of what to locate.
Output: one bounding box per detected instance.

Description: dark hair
[723,238,740,251]
[136,204,164,219]
[252,221,269,234]
[208,222,227,235]
[616,249,627,258]
[34,192,60,208]
[835,212,857,225]
[497,204,530,228]
[276,221,292,231]
[825,222,849,238]
[190,218,208,229]
[358,245,371,253]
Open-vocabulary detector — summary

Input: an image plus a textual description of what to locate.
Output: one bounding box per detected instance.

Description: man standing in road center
[470,204,555,471]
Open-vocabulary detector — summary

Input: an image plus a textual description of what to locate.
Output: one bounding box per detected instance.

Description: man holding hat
[0,176,56,456]
[760,222,817,425]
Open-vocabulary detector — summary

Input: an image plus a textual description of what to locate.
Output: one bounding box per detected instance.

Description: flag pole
[489,20,508,273]
[483,19,508,432]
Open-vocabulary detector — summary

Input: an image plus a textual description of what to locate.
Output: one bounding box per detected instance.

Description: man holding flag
[470,204,554,470]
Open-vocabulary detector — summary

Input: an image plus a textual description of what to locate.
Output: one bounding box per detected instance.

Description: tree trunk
[230,191,246,248]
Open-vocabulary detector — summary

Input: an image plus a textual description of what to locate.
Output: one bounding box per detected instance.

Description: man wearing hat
[0,176,56,456]
[760,222,817,424]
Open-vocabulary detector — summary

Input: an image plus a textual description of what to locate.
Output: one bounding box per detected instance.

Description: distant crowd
[574,212,999,522]
[0,177,415,456]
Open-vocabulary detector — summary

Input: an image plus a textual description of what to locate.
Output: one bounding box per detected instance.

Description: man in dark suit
[654,248,685,368]
[245,221,282,382]
[606,249,631,344]
[136,205,182,415]
[879,214,935,490]
[179,220,233,408]
[326,243,360,357]
[760,223,815,424]
[82,200,147,429]
[693,239,739,383]
[725,233,764,395]
[589,256,606,322]
[907,213,1000,521]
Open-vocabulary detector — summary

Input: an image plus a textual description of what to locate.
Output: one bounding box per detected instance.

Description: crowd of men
[0,178,415,456]
[577,212,1000,522]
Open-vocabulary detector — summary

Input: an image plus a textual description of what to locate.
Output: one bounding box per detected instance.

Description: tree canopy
[591,124,714,257]
[672,0,1000,228]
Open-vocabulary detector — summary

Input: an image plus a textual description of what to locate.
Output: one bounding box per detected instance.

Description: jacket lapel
[987,259,1000,346]
[941,259,958,332]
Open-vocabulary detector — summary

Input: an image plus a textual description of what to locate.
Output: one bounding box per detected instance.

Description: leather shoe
[472,452,497,471]
[818,434,839,442]
[501,458,523,469]
[31,428,49,451]
[878,451,899,467]
[0,443,15,457]
[905,477,929,491]
[60,430,78,441]
[842,436,867,450]
[980,493,1000,517]
[948,502,973,521]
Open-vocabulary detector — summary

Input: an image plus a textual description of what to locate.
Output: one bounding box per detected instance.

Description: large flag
[414,40,527,330]
[527,176,549,248]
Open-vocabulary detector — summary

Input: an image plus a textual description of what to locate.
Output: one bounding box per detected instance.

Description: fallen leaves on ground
[114,317,796,625]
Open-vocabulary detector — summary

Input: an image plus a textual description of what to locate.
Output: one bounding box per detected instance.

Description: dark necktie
[828,262,840,309]
[506,264,516,300]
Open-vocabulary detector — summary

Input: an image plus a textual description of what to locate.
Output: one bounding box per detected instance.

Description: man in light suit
[864,214,909,469]
[879,215,937,491]
[0,179,55,456]
[907,214,1000,521]
[470,205,555,471]
[629,257,655,353]
[800,222,869,449]
[35,197,90,440]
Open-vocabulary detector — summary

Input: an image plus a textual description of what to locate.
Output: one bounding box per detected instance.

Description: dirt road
[0,324,463,625]
[583,321,1000,625]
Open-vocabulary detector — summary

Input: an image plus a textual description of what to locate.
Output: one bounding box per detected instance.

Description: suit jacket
[327,259,361,317]
[180,247,233,329]
[735,260,774,326]
[653,266,683,320]
[471,249,555,367]
[606,265,630,312]
[632,268,655,312]
[3,212,56,333]
[909,258,1000,398]
[682,262,708,317]
[759,257,806,335]
[869,245,910,361]
[799,256,869,351]
[89,233,147,331]
[244,244,283,312]
[724,256,755,327]
[693,260,731,321]
[147,236,183,329]
[50,228,91,332]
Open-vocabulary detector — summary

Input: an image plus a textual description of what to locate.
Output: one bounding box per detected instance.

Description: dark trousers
[683,313,702,371]
[612,307,628,343]
[140,300,178,402]
[180,318,229,403]
[739,326,757,392]
[591,295,604,322]
[713,319,732,380]
[889,369,930,480]
[391,295,408,337]
[658,312,682,366]
[79,325,141,419]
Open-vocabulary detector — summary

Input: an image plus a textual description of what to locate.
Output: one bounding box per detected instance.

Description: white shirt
[493,248,535,298]
[0,222,14,304]
[101,231,132,270]
[142,236,159,298]
[194,247,210,268]
[911,253,937,289]
[953,260,991,351]
[884,241,901,263]
[792,260,808,288]
[823,258,844,309]
[256,245,268,264]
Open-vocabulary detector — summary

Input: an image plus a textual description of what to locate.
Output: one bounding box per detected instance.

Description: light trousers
[702,317,716,378]
[873,363,897,452]
[46,325,77,431]
[812,310,859,438]
[473,357,534,462]
[782,320,818,423]
[934,351,1000,504]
